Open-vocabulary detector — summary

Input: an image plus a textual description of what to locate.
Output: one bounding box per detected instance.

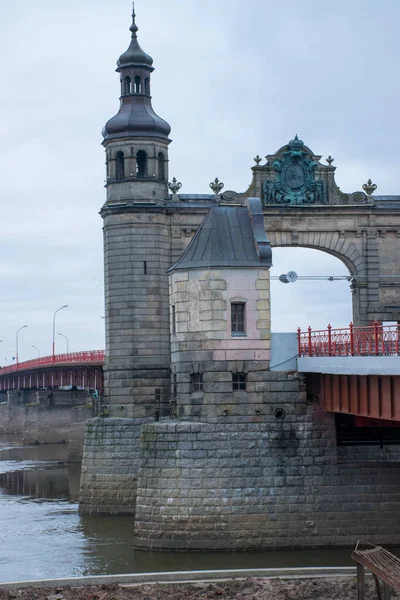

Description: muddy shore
[0,576,382,600]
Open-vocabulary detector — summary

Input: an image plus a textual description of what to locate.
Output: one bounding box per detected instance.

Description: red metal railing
[298,322,400,357]
[0,350,105,376]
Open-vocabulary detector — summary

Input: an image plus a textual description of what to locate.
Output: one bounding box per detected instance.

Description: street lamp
[58,333,69,354]
[52,305,68,360]
[16,325,28,366]
[30,345,40,358]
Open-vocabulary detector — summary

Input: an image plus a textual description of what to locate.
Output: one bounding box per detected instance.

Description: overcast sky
[1,0,399,363]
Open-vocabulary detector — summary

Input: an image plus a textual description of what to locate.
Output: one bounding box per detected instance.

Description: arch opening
[134,76,142,94]
[158,152,166,180]
[136,150,147,178]
[270,247,353,332]
[124,76,131,95]
[115,151,125,180]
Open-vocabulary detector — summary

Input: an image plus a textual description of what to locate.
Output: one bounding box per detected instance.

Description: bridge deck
[0,351,105,392]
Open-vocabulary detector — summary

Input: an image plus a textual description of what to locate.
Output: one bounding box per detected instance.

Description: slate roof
[374,195,400,209]
[168,201,272,272]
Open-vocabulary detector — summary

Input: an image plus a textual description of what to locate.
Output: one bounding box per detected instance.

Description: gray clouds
[0,0,398,361]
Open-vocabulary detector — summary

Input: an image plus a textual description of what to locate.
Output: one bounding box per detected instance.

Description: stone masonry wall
[103,210,172,417]
[133,371,400,550]
[170,268,271,364]
[79,417,149,515]
[0,394,91,458]
[170,268,272,420]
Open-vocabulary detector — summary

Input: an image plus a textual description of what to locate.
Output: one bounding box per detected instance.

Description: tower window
[190,373,203,393]
[232,372,247,391]
[115,151,125,180]
[136,150,147,178]
[158,152,166,181]
[144,78,150,95]
[231,302,245,335]
[134,76,142,94]
[124,76,131,95]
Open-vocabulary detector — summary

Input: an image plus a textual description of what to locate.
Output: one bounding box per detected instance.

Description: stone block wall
[0,402,24,434]
[170,268,271,364]
[79,417,148,515]
[0,394,91,455]
[173,359,285,420]
[103,210,172,417]
[170,267,272,420]
[133,371,400,550]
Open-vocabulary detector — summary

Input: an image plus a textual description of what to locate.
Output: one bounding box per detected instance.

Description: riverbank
[0,576,376,600]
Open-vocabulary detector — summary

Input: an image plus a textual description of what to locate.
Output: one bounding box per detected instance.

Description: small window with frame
[232,372,247,391]
[190,373,203,393]
[231,302,246,336]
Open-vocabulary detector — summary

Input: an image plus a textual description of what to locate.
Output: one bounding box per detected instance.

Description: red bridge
[0,351,105,392]
[298,322,400,425]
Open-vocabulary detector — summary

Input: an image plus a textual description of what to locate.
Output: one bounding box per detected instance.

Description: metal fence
[298,322,400,357]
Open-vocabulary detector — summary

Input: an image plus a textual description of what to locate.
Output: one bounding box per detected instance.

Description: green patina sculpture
[263,135,327,206]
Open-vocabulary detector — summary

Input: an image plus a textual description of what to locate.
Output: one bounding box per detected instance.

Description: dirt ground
[0,576,394,600]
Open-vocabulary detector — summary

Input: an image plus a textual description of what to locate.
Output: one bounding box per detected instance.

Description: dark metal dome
[117,4,153,69]
[102,96,171,140]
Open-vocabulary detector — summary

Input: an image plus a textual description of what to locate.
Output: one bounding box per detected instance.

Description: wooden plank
[357,563,365,600]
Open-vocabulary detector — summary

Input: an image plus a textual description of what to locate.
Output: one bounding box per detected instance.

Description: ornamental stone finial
[362,179,377,196]
[253,155,262,165]
[209,177,224,195]
[168,177,182,195]
[326,155,334,165]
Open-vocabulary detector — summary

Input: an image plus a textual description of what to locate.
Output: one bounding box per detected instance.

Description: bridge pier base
[79,417,150,515]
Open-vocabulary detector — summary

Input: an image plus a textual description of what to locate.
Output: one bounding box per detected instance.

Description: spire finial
[130,2,138,36]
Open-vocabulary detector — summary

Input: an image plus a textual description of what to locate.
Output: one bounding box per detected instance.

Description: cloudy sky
[1,0,399,363]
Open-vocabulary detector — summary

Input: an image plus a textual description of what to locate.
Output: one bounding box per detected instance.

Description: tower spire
[130,2,138,36]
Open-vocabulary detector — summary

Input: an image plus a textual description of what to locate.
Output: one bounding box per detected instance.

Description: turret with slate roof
[168,198,273,421]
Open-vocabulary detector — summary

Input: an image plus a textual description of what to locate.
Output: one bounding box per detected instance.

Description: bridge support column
[79,417,148,515]
[80,208,172,514]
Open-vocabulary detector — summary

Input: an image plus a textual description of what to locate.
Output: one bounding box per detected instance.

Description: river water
[0,434,358,583]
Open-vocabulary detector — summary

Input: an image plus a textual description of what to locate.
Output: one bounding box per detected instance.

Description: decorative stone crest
[221,190,242,203]
[168,177,182,194]
[352,191,368,203]
[209,177,224,195]
[253,155,262,165]
[262,135,327,206]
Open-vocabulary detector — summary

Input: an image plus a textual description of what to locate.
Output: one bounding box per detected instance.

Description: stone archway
[229,135,400,327]
[266,224,367,324]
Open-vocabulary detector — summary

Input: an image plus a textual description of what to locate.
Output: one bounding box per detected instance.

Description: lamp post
[58,333,69,354]
[16,325,28,366]
[52,305,68,361]
[30,345,40,358]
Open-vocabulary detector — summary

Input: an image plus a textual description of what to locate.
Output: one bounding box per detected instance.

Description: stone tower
[101,4,172,417]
